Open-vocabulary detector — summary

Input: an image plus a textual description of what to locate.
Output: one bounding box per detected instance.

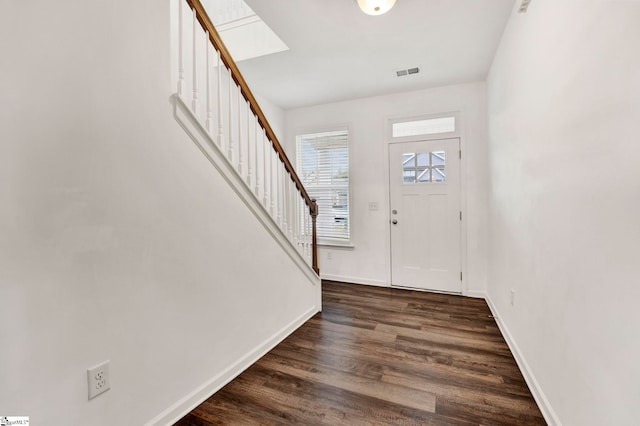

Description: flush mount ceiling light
[356,0,397,16]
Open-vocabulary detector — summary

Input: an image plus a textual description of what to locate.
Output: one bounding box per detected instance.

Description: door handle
[392,219,398,225]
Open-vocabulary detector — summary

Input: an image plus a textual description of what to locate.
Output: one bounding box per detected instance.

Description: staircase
[173,0,319,277]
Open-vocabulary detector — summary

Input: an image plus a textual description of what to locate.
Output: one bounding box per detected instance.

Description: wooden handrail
[186,0,314,210]
[184,0,319,274]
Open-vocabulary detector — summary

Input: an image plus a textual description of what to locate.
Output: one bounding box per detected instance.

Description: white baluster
[302,203,310,261]
[216,50,223,147]
[287,177,294,242]
[287,175,295,241]
[291,180,296,243]
[282,169,288,234]
[301,201,306,257]
[237,85,243,176]
[254,119,261,197]
[299,197,304,253]
[246,104,253,187]
[191,8,199,115]
[177,0,185,96]
[291,184,297,246]
[303,201,308,257]
[263,133,269,207]
[293,190,298,248]
[308,203,313,261]
[308,204,313,261]
[296,190,301,248]
[271,148,277,217]
[276,157,282,226]
[205,34,213,132]
[293,188,302,248]
[228,74,234,166]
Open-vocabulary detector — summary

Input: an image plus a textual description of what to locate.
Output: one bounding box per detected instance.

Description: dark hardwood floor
[175,281,545,425]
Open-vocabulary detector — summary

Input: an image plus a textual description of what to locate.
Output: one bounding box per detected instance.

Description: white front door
[389,138,461,293]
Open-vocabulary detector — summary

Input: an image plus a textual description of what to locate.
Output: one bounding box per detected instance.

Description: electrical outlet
[368,202,379,211]
[327,251,332,260]
[510,289,516,307]
[87,361,110,400]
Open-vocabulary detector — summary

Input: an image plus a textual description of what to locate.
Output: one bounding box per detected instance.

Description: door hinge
[460,272,463,281]
[460,211,462,221]
[459,149,462,159]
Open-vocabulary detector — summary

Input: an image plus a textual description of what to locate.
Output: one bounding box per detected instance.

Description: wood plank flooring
[175,281,545,425]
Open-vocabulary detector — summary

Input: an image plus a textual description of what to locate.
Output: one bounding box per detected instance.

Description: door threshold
[390,284,462,295]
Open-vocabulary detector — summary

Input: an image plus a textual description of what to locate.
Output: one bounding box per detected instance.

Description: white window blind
[296,130,350,243]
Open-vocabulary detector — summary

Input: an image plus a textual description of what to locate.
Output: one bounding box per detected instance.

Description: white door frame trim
[385,111,469,295]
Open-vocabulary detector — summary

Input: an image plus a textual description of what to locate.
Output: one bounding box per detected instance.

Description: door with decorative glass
[389,138,461,293]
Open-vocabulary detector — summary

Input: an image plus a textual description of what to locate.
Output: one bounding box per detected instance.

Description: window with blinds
[296,130,350,244]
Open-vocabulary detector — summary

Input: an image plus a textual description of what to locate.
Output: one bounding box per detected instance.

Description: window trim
[388,111,461,143]
[295,125,352,246]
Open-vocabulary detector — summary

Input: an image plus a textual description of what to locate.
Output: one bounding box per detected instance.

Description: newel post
[311,199,319,275]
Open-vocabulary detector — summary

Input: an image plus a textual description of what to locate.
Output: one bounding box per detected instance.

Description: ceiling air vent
[396,67,420,78]
[518,0,532,13]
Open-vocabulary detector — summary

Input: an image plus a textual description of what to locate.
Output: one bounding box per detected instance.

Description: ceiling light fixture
[356,0,397,16]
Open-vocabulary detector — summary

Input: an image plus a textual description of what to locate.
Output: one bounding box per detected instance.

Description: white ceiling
[238,0,515,110]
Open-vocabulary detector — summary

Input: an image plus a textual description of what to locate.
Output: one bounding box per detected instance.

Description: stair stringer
[172,94,321,286]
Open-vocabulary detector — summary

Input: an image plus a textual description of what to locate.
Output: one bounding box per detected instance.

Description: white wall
[284,82,489,295]
[486,1,640,424]
[254,92,285,143]
[0,1,318,424]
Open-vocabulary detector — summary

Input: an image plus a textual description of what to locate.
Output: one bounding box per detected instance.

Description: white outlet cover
[87,360,111,400]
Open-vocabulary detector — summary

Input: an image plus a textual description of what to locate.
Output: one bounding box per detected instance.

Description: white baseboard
[464,290,486,299]
[320,273,390,288]
[484,295,561,426]
[146,306,319,426]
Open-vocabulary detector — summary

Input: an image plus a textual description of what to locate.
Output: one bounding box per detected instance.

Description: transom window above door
[392,116,456,138]
[402,151,446,183]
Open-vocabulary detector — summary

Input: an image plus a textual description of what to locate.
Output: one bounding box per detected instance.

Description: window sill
[318,241,355,249]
